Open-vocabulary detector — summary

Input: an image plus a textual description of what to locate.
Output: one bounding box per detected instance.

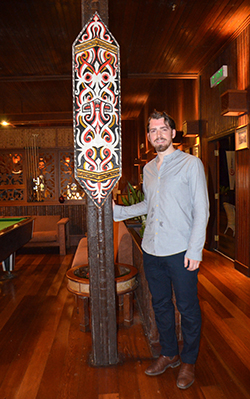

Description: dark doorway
[218,135,235,259]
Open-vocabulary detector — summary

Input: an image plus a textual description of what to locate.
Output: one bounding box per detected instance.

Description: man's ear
[172,129,176,139]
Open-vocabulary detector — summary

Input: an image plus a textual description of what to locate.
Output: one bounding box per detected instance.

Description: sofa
[24,215,69,255]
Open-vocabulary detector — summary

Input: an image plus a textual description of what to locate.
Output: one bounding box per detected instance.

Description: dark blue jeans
[143,250,201,364]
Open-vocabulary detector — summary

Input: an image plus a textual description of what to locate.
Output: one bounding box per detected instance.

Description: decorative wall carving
[0,152,24,201]
[59,152,85,200]
[0,189,24,202]
[0,149,84,203]
[36,151,56,201]
[0,152,23,185]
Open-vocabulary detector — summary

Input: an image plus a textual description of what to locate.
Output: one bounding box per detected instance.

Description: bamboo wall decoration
[25,134,39,201]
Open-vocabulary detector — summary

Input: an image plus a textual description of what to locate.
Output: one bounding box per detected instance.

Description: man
[113,110,209,389]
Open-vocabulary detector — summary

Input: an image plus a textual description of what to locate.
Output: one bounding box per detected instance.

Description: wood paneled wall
[200,26,249,139]
[200,41,238,138]
[144,79,199,132]
[120,120,138,191]
[200,24,250,276]
[235,150,250,276]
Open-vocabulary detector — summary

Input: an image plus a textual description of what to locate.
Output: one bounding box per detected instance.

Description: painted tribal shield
[72,13,121,208]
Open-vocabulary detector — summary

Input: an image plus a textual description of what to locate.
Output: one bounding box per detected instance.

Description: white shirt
[114,150,209,261]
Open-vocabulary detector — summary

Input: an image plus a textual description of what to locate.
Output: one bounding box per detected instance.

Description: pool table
[0,217,34,277]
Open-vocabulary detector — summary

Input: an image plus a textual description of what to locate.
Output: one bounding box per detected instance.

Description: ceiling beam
[127,73,199,79]
[0,112,73,126]
[0,75,71,82]
[0,72,199,83]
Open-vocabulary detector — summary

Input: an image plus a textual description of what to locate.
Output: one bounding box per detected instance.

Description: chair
[24,215,69,255]
[223,202,235,236]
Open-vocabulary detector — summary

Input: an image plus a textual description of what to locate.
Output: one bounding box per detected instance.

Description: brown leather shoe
[145,355,180,376]
[177,363,195,389]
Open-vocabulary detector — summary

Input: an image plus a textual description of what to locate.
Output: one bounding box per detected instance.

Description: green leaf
[121,196,129,206]
[120,181,147,237]
[128,183,138,203]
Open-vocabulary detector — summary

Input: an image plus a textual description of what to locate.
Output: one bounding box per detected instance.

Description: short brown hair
[147,110,176,133]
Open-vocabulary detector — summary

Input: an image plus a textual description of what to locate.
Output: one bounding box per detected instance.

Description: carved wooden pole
[81,0,108,26]
[73,1,121,365]
[87,196,117,365]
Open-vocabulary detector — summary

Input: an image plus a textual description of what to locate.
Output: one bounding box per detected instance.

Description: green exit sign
[210,65,228,88]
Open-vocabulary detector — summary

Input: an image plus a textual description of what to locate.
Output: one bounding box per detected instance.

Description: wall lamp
[182,120,199,137]
[221,90,248,116]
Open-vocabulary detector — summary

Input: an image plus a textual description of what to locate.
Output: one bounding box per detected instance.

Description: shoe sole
[145,359,181,376]
[177,378,195,390]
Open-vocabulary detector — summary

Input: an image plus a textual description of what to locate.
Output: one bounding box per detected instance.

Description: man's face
[147,117,176,153]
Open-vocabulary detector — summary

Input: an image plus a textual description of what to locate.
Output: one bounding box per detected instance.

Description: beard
[153,139,172,153]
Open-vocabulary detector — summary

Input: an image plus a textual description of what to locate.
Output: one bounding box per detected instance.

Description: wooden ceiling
[0,0,249,126]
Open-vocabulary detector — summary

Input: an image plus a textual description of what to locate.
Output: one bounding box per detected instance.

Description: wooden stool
[66,264,138,331]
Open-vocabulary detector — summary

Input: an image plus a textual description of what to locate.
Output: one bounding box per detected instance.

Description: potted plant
[121,182,147,238]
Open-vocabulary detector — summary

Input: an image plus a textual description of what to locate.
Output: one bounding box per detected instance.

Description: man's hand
[184,256,200,271]
[112,199,115,211]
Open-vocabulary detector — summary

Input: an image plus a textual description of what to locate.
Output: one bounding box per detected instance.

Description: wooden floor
[0,248,250,399]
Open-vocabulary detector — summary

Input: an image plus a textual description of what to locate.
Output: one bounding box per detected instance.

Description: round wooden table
[66,263,138,331]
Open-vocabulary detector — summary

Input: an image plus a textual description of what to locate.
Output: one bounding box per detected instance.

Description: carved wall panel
[0,149,84,203]
[0,189,24,201]
[59,151,85,200]
[35,151,56,201]
[0,152,24,201]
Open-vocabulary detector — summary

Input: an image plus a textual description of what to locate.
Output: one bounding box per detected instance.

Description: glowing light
[210,66,228,88]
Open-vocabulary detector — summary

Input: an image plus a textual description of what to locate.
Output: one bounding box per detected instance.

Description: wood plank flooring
[0,248,250,399]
